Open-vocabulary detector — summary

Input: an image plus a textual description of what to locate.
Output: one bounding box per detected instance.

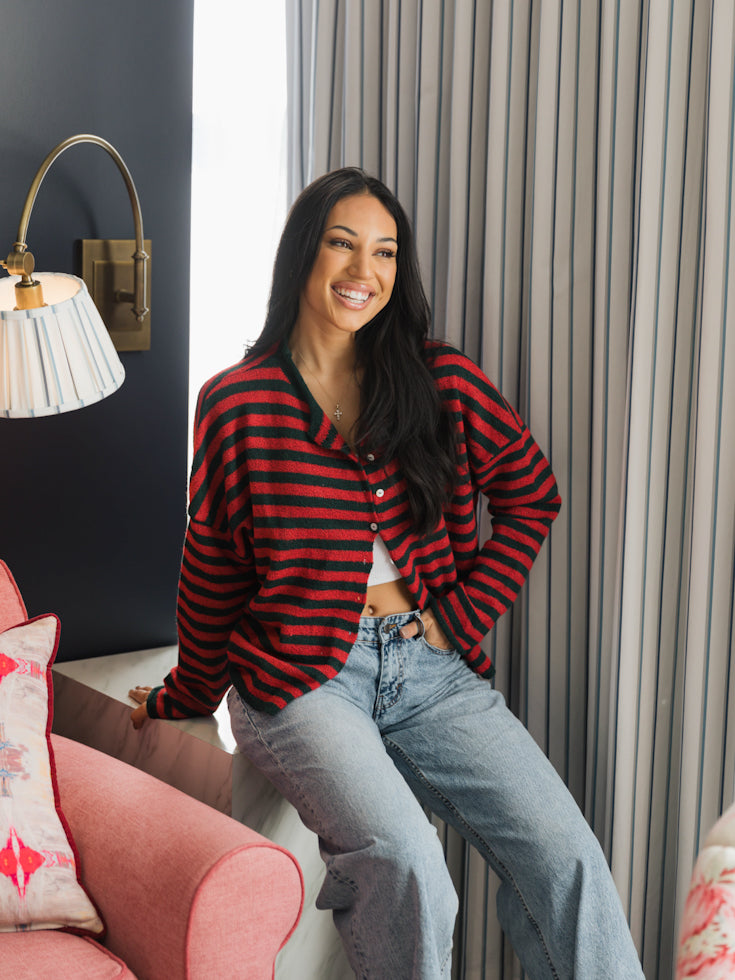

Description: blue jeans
[228,612,644,979]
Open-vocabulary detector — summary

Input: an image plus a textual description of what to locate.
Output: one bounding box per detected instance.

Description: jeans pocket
[420,636,458,656]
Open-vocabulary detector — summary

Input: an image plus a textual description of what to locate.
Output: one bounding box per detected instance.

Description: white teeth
[334,286,370,302]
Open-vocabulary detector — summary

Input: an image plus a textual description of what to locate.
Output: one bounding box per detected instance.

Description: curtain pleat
[285,2,735,977]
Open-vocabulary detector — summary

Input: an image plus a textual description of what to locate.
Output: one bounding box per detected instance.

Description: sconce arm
[2,134,148,321]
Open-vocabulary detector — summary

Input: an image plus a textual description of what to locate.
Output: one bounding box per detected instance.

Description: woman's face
[296,192,398,340]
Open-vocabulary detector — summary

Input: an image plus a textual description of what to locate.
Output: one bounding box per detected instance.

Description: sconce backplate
[81,239,151,351]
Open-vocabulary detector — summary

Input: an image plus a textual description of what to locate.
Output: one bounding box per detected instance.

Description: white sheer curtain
[286,2,735,978]
[189,0,288,444]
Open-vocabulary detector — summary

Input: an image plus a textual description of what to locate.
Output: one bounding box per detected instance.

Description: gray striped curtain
[285,2,735,978]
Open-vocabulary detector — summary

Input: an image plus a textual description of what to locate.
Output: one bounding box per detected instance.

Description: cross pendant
[334,405,343,421]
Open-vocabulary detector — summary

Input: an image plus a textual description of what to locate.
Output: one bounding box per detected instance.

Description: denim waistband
[357,609,424,642]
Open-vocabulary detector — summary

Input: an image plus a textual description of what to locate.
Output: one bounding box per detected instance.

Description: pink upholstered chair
[0,559,303,979]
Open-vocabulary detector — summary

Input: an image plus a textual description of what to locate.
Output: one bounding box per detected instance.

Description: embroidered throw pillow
[0,614,104,934]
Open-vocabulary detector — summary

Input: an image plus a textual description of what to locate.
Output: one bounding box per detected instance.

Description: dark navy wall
[0,0,194,660]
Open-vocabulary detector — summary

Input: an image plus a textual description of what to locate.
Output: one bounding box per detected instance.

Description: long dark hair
[249,168,457,537]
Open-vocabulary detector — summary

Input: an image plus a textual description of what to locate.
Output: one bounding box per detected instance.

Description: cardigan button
[370,522,378,532]
[376,488,385,498]
[367,453,375,462]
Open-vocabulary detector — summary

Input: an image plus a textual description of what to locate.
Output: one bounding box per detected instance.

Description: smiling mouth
[332,284,374,306]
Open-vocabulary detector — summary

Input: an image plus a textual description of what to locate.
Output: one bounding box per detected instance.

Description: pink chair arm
[0,558,27,632]
[51,734,303,980]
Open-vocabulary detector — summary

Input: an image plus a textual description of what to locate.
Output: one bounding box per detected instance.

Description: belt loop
[413,611,426,639]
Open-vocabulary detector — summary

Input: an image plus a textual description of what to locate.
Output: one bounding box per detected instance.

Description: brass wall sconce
[0,134,151,417]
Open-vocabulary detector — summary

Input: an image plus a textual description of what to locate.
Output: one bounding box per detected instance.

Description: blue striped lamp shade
[0,272,125,418]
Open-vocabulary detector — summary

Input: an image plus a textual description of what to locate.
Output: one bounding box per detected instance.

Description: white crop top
[367,534,402,586]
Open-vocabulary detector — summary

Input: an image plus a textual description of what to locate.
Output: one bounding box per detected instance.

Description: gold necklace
[293,350,354,422]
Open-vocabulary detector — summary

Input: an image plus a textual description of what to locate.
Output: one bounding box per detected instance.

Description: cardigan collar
[277,339,349,454]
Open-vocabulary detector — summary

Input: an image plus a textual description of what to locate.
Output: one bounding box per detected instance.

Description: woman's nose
[347,249,372,277]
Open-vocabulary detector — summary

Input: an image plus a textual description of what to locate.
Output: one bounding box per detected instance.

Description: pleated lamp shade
[0,272,125,418]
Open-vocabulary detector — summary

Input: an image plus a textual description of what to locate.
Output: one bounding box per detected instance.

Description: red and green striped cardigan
[146,340,561,717]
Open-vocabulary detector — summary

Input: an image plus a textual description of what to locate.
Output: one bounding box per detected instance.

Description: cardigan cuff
[428,586,493,654]
[145,685,165,717]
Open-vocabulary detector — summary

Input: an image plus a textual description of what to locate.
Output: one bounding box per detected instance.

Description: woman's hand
[129,685,152,729]
[399,611,452,650]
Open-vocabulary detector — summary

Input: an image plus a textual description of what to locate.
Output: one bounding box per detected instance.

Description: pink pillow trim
[47,711,107,940]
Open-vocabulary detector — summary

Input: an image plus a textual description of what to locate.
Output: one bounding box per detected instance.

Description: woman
[131,168,643,979]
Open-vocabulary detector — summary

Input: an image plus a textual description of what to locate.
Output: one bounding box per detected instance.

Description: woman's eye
[376,248,396,259]
[328,238,352,249]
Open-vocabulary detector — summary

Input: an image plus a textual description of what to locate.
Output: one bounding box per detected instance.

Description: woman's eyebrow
[325,223,398,245]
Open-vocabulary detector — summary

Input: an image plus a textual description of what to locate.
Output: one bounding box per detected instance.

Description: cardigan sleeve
[146,375,257,719]
[146,519,256,719]
[428,354,561,653]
